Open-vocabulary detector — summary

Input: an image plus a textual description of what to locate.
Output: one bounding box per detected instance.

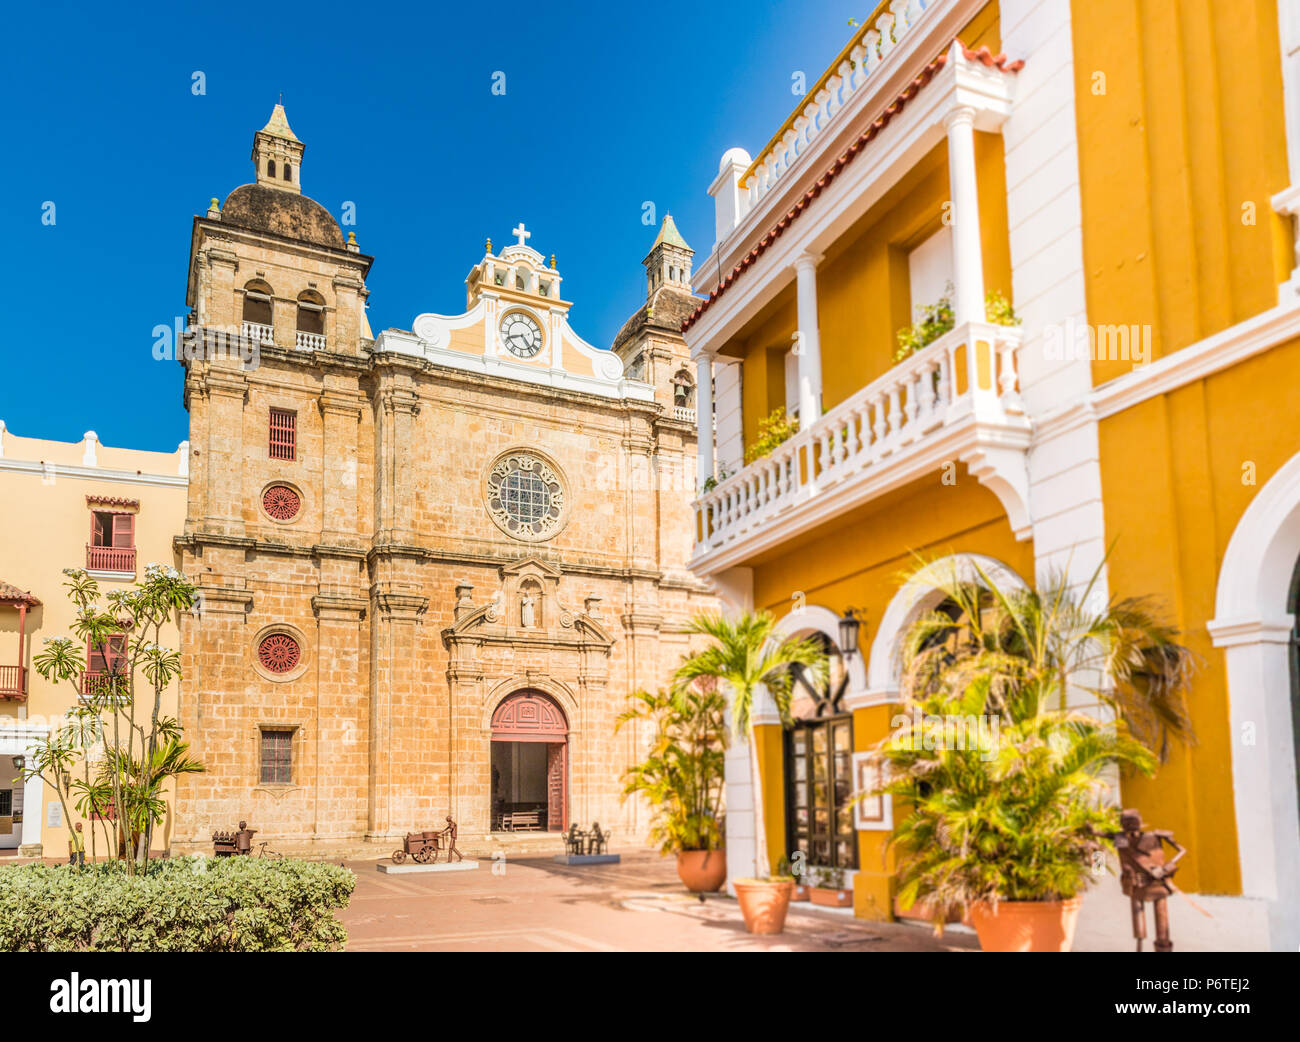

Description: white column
[694,353,714,491]
[944,105,986,325]
[793,253,824,424]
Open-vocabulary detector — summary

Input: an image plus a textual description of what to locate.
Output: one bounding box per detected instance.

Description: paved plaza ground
[339,850,978,952]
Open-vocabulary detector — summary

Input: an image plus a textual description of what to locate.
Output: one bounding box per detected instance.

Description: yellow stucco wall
[0,429,187,857]
[1097,335,1300,895]
[1071,0,1292,384]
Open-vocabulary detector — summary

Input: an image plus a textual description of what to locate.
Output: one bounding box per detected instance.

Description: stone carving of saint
[521,593,537,628]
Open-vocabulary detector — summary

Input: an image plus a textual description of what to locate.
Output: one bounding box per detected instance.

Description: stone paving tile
[339,850,978,952]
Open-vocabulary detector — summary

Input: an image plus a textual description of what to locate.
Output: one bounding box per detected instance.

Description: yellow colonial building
[683,0,1300,950]
[0,423,188,857]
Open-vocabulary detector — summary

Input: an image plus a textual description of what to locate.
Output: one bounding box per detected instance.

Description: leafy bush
[876,558,1193,924]
[744,407,800,464]
[893,285,1021,363]
[0,856,355,952]
[618,683,727,854]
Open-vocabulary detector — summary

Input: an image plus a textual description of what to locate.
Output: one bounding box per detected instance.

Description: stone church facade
[171,107,711,852]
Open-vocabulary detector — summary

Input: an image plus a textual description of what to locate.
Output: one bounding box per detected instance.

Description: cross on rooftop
[511,222,531,246]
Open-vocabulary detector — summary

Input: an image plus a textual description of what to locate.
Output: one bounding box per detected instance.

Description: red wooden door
[546,743,566,832]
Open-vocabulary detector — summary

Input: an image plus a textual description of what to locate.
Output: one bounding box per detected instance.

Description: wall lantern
[11,755,24,770]
[839,608,863,660]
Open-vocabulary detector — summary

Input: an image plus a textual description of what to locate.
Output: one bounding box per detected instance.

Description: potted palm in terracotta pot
[877,558,1194,952]
[619,682,728,892]
[676,612,826,934]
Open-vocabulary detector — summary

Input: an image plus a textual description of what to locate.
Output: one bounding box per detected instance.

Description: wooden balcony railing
[85,544,137,572]
[80,670,131,705]
[0,665,26,700]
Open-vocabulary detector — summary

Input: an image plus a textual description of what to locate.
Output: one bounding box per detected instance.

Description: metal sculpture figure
[1114,808,1186,952]
[442,816,464,862]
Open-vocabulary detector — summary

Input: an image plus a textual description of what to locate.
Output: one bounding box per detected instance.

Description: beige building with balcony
[0,423,188,857]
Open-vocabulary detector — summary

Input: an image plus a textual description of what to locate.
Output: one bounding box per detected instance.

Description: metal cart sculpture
[212,821,257,857]
[392,816,463,864]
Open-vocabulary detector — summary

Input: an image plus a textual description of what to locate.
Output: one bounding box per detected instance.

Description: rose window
[257,633,301,674]
[262,485,302,521]
[485,453,566,540]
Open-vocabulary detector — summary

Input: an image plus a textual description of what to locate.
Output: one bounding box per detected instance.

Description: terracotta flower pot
[676,849,727,892]
[733,878,794,934]
[809,886,853,908]
[791,884,810,902]
[969,898,1082,952]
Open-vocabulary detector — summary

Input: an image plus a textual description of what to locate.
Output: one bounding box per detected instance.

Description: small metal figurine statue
[234,820,257,856]
[442,815,464,862]
[1114,808,1186,952]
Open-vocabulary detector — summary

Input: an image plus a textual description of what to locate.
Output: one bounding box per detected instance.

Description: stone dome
[220,184,345,249]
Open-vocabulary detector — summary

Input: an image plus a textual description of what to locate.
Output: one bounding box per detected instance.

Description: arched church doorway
[490,690,568,833]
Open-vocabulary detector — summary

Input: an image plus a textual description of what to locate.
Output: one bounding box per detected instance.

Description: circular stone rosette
[257,633,301,674]
[483,449,570,542]
[262,484,302,522]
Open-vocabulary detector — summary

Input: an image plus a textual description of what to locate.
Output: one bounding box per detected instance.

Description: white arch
[771,604,868,717]
[864,553,1029,703]
[1207,450,1300,951]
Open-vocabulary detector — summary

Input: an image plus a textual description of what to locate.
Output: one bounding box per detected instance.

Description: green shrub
[744,407,800,464]
[893,285,1021,363]
[0,856,355,952]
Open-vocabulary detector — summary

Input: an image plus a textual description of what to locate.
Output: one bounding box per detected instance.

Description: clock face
[500,311,543,358]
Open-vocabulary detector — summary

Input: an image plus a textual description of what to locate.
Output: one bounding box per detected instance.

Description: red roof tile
[0,581,40,606]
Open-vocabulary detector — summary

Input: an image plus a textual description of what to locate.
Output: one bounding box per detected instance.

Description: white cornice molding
[1090,301,1300,420]
[1206,616,1294,648]
[376,328,654,403]
[0,458,188,489]
[1034,300,1300,441]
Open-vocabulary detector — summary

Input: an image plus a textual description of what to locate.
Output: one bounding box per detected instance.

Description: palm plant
[618,681,727,854]
[898,557,1195,758]
[24,563,200,872]
[878,558,1195,924]
[674,611,826,879]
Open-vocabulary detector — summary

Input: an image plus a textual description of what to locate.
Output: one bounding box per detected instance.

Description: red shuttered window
[260,729,293,784]
[269,408,297,461]
[90,511,135,548]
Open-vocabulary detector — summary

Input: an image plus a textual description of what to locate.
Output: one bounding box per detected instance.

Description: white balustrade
[739,0,934,211]
[295,330,326,351]
[693,320,1022,552]
[242,321,274,344]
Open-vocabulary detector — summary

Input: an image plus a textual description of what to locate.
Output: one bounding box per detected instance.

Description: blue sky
[0,0,864,451]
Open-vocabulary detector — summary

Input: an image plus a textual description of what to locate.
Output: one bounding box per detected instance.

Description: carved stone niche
[495,557,562,631]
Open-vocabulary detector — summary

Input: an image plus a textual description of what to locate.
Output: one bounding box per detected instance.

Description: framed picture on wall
[852,751,892,831]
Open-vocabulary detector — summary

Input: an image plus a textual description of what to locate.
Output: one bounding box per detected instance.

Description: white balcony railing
[694,321,1026,556]
[674,405,697,423]
[295,330,326,351]
[741,0,934,212]
[242,321,274,344]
